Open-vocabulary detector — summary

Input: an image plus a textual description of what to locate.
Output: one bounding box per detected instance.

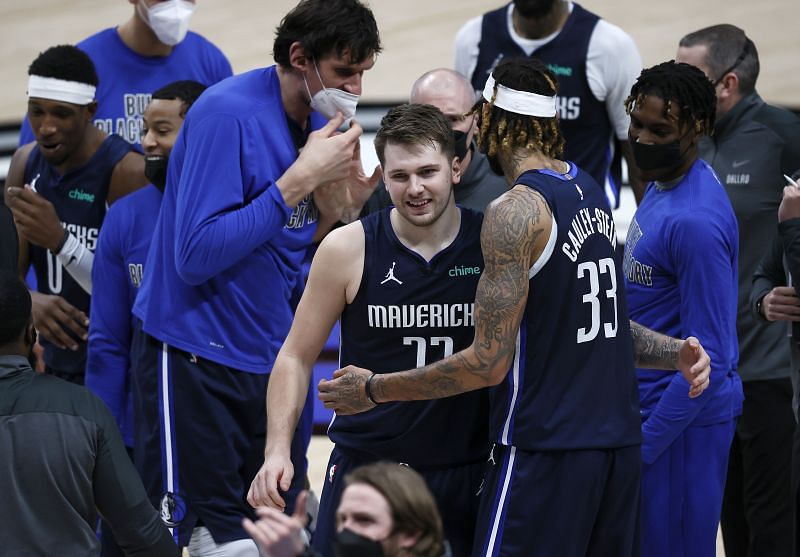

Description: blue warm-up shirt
[20,28,232,148]
[624,158,743,464]
[133,67,328,373]
[86,184,162,446]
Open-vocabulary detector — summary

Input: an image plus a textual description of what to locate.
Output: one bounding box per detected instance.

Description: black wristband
[55,228,69,254]
[365,373,379,405]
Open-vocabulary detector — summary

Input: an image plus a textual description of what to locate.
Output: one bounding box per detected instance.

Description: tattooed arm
[318,187,550,414]
[630,321,711,398]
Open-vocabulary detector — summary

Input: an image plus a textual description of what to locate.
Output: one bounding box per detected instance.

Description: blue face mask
[334,528,385,557]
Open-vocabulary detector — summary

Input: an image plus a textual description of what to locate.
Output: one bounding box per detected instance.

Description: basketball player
[319,57,712,556]
[623,61,742,557]
[4,45,146,385]
[361,68,507,215]
[129,1,381,554]
[18,0,232,149]
[85,78,206,557]
[86,78,206,461]
[454,0,645,204]
[248,103,489,556]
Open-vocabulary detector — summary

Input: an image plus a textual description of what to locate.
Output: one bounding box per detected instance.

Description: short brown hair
[679,24,759,95]
[345,462,444,557]
[373,103,455,167]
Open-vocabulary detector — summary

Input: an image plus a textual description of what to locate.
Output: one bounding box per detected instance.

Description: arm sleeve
[173,114,293,285]
[640,213,736,464]
[453,16,483,80]
[780,218,800,294]
[85,209,131,438]
[751,231,786,320]
[92,397,179,557]
[586,20,642,139]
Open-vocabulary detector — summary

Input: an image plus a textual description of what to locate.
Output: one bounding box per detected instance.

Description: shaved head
[410,68,476,114]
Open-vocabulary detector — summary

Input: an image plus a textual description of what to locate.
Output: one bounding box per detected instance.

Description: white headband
[482,74,557,118]
[27,75,95,105]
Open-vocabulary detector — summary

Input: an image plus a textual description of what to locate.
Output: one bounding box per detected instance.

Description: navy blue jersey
[491,163,641,450]
[472,3,613,193]
[330,208,490,468]
[24,134,133,375]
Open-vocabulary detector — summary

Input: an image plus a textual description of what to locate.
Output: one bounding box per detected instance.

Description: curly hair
[475,56,564,163]
[624,60,716,137]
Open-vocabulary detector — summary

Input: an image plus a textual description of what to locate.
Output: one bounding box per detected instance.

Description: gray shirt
[699,92,800,381]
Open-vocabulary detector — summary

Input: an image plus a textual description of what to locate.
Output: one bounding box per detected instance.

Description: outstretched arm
[248,222,363,509]
[630,321,711,397]
[318,187,550,414]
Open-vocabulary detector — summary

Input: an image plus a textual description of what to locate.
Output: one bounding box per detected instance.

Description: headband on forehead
[27,75,95,106]
[482,74,557,118]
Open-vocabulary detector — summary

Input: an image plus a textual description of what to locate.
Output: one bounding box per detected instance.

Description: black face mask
[513,0,559,18]
[628,133,691,173]
[334,529,385,557]
[144,155,169,191]
[453,129,470,162]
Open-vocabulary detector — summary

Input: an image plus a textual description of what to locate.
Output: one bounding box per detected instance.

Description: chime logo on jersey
[68,188,96,203]
[448,265,481,278]
[159,491,187,527]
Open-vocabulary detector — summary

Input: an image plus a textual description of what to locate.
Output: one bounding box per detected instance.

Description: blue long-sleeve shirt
[133,67,327,373]
[623,159,743,464]
[86,185,162,446]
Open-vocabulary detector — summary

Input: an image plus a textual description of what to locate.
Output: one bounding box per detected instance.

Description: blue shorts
[312,445,486,557]
[131,322,311,547]
[474,444,641,557]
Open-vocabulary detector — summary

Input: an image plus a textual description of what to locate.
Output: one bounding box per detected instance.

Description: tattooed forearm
[630,320,681,369]
[373,189,550,402]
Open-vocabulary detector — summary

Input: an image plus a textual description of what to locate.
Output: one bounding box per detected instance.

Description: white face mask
[141,0,196,46]
[304,62,360,124]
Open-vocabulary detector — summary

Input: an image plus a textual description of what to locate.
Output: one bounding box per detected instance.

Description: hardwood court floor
[0,0,798,122]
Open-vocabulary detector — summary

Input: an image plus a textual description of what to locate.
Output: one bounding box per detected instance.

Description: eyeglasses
[712,41,749,87]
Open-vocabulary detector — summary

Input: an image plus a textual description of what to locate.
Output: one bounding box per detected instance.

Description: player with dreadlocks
[320,56,715,557]
[623,61,743,557]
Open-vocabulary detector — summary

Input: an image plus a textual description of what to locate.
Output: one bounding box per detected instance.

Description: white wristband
[56,232,94,294]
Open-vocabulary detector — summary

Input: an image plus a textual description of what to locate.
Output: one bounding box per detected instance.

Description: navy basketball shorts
[312,445,486,557]
[473,444,641,557]
[130,321,308,547]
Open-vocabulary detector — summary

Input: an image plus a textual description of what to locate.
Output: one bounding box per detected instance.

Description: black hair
[679,24,759,95]
[273,0,381,67]
[28,44,98,87]
[476,56,564,160]
[625,61,717,136]
[0,271,32,346]
[152,80,207,118]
